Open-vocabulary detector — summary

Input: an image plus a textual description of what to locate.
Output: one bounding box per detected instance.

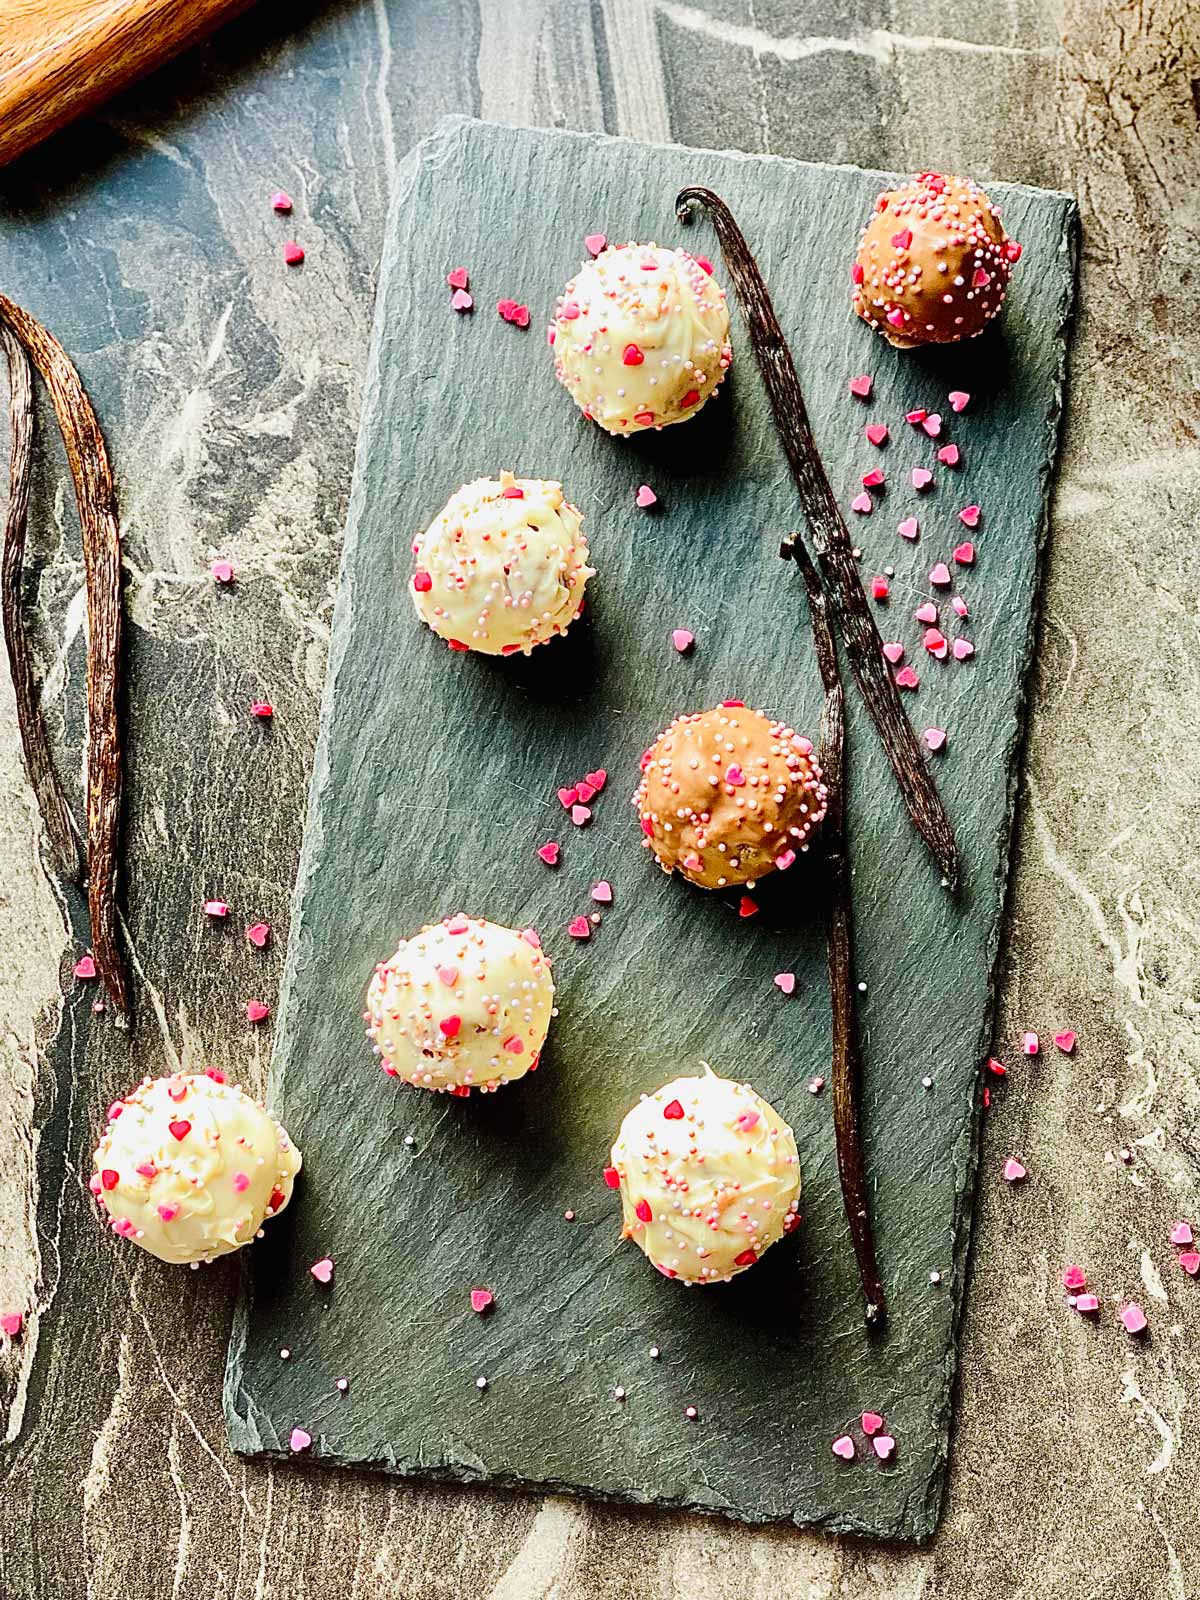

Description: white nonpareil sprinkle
[649,1345,660,1359]
[476,1376,488,1390]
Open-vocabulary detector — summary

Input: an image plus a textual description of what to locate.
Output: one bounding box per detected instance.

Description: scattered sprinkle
[861,468,885,488]
[959,505,981,528]
[897,518,919,542]
[937,443,960,467]
[336,1378,349,1393]
[564,1209,575,1221]
[649,1345,660,1358]
[952,595,969,617]
[738,896,758,919]
[1053,1030,1076,1054]
[537,841,560,867]
[476,1376,488,1390]
[211,558,234,584]
[246,921,271,949]
[591,880,613,903]
[283,241,305,266]
[1179,1252,1200,1277]
[872,1434,896,1461]
[250,700,273,719]
[850,492,873,515]
[446,267,469,290]
[310,1257,334,1285]
[289,1427,311,1452]
[203,899,229,918]
[613,1385,626,1400]
[470,1288,494,1314]
[584,232,607,256]
[929,562,951,587]
[920,413,943,438]
[895,666,919,689]
[571,804,591,827]
[923,728,946,752]
[914,602,938,624]
[865,423,889,446]
[451,288,474,312]
[636,484,658,509]
[910,467,933,491]
[953,638,975,661]
[1075,1294,1100,1314]
[74,954,97,980]
[848,374,872,398]
[774,972,796,995]
[948,390,970,413]
[245,999,270,1023]
[861,1411,883,1436]
[1,1312,23,1338]
[871,576,889,600]
[1120,1303,1148,1335]
[271,191,293,213]
[1169,1222,1194,1246]
[671,628,694,654]
[1003,1157,1026,1183]
[832,1435,855,1460]
[568,916,591,940]
[807,1076,825,1095]
[1022,1032,1039,1055]
[684,1405,698,1421]
[1062,1265,1087,1291]
[882,641,904,664]
[952,541,975,565]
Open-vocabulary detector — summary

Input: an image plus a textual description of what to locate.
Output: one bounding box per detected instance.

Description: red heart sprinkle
[622,344,644,366]
[470,1288,494,1313]
[663,1099,684,1120]
[635,1199,652,1223]
[603,1166,620,1189]
[585,770,607,791]
[446,267,469,290]
[959,505,981,528]
[100,1168,119,1190]
[568,916,591,940]
[310,1257,334,1284]
[1180,1253,1200,1276]
[891,229,913,249]
[412,570,433,592]
[74,954,97,980]
[1053,1030,1076,1053]
[283,241,304,265]
[168,1121,191,1142]
[245,999,270,1022]
[438,1015,461,1038]
[537,842,560,866]
[557,786,578,808]
[211,559,234,584]
[246,922,270,949]
[733,1248,757,1266]
[738,896,758,918]
[952,542,975,565]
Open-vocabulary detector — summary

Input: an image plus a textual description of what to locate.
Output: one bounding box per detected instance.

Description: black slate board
[224,117,1076,1540]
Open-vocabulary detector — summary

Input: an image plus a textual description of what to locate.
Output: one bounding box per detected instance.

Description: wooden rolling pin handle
[0,0,258,168]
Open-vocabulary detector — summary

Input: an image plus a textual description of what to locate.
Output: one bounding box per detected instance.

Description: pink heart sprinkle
[895,666,919,689]
[923,727,946,752]
[245,999,270,1023]
[871,576,888,600]
[929,562,951,587]
[568,916,591,940]
[672,628,694,653]
[437,965,459,986]
[725,764,745,787]
[897,517,919,540]
[211,558,234,584]
[309,1256,334,1284]
[283,241,305,266]
[1,1312,23,1337]
[850,492,872,514]
[204,899,229,917]
[952,541,975,565]
[1120,1303,1147,1335]
[591,880,613,903]
[872,1435,896,1461]
[289,1427,311,1453]
[1053,1030,1076,1054]
[271,191,293,214]
[952,595,968,617]
[948,390,970,413]
[157,1204,178,1223]
[774,972,796,995]
[911,468,933,491]
[937,443,960,467]
[861,468,884,488]
[451,288,473,312]
[586,769,607,791]
[73,954,97,980]
[512,305,530,328]
[521,927,541,948]
[575,781,596,803]
[848,374,872,398]
[952,638,975,661]
[232,1172,250,1192]
[905,409,928,424]
[1022,1031,1039,1055]
[1179,1252,1200,1276]
[502,1034,524,1054]
[882,641,905,664]
[738,896,758,919]
[921,413,943,438]
[914,602,938,624]
[636,484,658,508]
[135,1162,156,1179]
[584,232,607,256]
[571,804,591,826]
[1075,1294,1100,1313]
[959,505,981,528]
[470,1288,494,1313]
[861,1411,884,1437]
[1003,1158,1026,1183]
[775,848,796,871]
[496,299,518,321]
[246,922,270,949]
[537,841,560,867]
[1170,1221,1193,1246]
[865,424,889,446]
[558,786,578,808]
[1062,1265,1087,1290]
[923,628,948,658]
[832,1435,855,1460]
[446,266,469,290]
[972,267,991,288]
[250,700,273,718]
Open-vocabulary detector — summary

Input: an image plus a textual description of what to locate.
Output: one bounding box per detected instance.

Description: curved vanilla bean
[2,328,81,882]
[676,185,958,892]
[0,296,128,1015]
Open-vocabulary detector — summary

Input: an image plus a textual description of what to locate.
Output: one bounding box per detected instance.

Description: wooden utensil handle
[0,0,258,168]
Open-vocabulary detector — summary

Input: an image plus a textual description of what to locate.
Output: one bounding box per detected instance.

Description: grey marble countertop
[0,2,1197,1597]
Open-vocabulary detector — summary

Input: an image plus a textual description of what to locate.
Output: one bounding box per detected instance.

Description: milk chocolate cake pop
[851,171,1021,348]
[90,1072,301,1265]
[551,242,731,434]
[608,1068,801,1284]
[365,914,554,1093]
[411,473,593,655]
[633,704,826,889]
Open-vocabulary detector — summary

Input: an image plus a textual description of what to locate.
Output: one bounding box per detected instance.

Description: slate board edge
[224,118,1080,1545]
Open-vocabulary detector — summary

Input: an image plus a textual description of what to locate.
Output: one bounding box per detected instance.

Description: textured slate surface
[225,117,1075,1540]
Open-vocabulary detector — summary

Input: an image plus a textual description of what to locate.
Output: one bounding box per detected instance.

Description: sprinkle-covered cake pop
[851,171,1021,348]
[633,703,827,889]
[90,1072,301,1265]
[365,914,554,1094]
[608,1068,801,1284]
[411,473,593,655]
[551,242,731,434]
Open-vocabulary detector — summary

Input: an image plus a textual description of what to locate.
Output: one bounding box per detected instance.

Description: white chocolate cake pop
[607,1068,801,1284]
[411,473,593,655]
[365,914,555,1094]
[551,242,731,434]
[90,1072,301,1265]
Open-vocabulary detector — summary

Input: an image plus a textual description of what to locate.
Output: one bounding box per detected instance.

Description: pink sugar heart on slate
[571,804,591,826]
[245,999,270,1023]
[911,468,933,490]
[865,424,889,446]
[558,786,578,808]
[861,468,885,488]
[738,896,759,918]
[450,288,473,312]
[584,232,607,256]
[537,841,560,866]
[929,562,951,586]
[568,916,591,940]
[882,641,905,663]
[1053,1030,1076,1053]
[446,267,469,290]
[1170,1221,1194,1246]
[848,374,872,398]
[470,1288,494,1313]
[850,492,873,514]
[861,1411,884,1437]
[1,1312,23,1338]
[636,484,658,508]
[211,558,234,584]
[872,1435,896,1460]
[1023,1032,1039,1055]
[585,769,607,792]
[953,541,975,565]
[1120,1303,1148,1335]
[937,443,960,467]
[672,628,694,653]
[895,666,919,689]
[289,1428,311,1453]
[948,390,970,413]
[914,602,938,624]
[959,504,981,528]
[246,922,271,949]
[204,899,228,917]
[310,1257,334,1284]
[871,576,888,599]
[1075,1294,1100,1313]
[953,638,975,661]
[283,241,305,265]
[74,954,97,980]
[897,517,919,540]
[512,305,531,328]
[1003,1157,1026,1183]
[271,191,293,214]
[831,1435,856,1460]
[952,595,968,617]
[924,727,946,752]
[923,628,948,659]
[1062,1265,1087,1290]
[575,781,596,803]
[1179,1252,1200,1276]
[921,413,943,437]
[774,972,796,995]
[905,408,927,424]
[591,880,613,903]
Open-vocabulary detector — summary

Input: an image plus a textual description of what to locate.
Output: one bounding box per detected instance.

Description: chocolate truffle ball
[90,1072,301,1265]
[365,914,555,1094]
[851,171,1022,348]
[551,242,731,434]
[633,703,826,889]
[411,473,593,655]
[608,1068,801,1285]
